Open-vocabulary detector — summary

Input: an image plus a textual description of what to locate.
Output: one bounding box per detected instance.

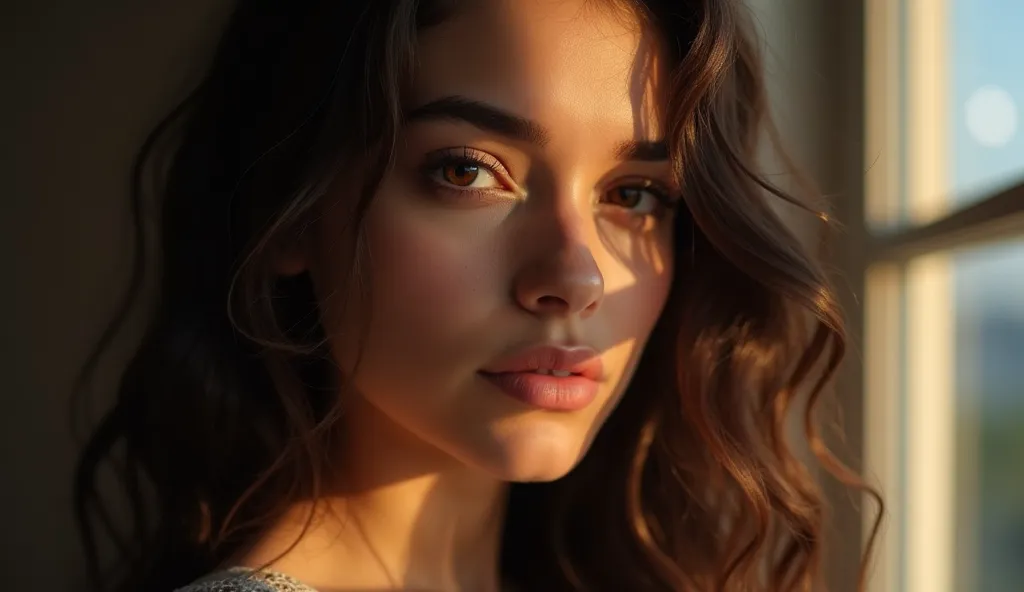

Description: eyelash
[421,146,679,216]
[421,147,512,197]
[604,179,678,217]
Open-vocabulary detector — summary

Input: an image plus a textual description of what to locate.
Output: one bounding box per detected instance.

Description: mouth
[480,345,604,382]
[530,369,577,378]
[479,345,604,411]
[477,370,599,412]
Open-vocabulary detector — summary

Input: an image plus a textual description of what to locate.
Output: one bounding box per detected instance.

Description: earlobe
[270,236,311,277]
[272,250,308,276]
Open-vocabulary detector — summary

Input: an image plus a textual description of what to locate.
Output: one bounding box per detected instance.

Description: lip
[479,345,604,412]
[481,345,604,381]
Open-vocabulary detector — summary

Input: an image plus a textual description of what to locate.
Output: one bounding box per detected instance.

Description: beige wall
[1,2,864,589]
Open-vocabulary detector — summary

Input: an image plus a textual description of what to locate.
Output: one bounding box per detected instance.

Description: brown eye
[609,187,643,208]
[442,162,480,187]
[425,149,507,194]
[603,185,665,215]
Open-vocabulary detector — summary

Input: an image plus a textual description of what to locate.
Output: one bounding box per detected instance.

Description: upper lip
[480,345,604,381]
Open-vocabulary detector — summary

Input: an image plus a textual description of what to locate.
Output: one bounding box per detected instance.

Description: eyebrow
[614,139,669,162]
[405,95,669,162]
[405,96,551,146]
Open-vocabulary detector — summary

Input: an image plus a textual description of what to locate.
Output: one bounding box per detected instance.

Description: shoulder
[175,568,316,592]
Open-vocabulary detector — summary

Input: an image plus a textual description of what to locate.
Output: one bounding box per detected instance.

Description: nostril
[536,295,568,311]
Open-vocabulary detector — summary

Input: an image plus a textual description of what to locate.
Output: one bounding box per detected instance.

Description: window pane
[954,240,1024,592]
[871,0,1024,227]
[950,0,1024,205]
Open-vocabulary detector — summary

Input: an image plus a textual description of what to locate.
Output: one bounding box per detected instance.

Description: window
[862,1,1024,591]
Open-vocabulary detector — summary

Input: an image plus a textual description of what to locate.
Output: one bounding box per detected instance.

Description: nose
[513,216,605,319]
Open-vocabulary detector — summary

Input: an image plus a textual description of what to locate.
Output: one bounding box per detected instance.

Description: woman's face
[307,0,676,482]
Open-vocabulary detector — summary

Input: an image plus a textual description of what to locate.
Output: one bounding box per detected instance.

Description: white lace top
[175,567,317,592]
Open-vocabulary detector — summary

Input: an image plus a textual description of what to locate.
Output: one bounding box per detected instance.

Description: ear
[269,232,310,277]
[272,249,308,276]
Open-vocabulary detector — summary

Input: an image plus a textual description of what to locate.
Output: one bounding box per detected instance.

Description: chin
[488,456,581,483]
[470,419,593,483]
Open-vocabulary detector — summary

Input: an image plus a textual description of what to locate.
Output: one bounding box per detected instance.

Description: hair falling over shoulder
[73,1,881,590]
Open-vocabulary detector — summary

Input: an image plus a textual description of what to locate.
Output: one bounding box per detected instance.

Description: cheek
[364,199,500,331]
[329,182,516,386]
[639,241,674,326]
[604,265,672,374]
[599,225,675,336]
[594,227,674,399]
[370,226,466,319]
[309,195,491,376]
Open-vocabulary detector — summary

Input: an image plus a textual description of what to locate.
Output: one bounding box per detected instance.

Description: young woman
[75,0,878,590]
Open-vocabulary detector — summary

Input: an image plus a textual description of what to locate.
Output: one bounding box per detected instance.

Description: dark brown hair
[74,0,880,590]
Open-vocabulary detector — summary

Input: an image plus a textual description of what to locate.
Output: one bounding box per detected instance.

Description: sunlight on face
[311,0,676,482]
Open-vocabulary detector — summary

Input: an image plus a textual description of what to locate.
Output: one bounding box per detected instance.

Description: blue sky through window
[949,0,1024,316]
[951,0,1024,201]
[947,4,1024,590]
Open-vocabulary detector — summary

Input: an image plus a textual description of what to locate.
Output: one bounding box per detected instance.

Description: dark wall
[2,2,230,588]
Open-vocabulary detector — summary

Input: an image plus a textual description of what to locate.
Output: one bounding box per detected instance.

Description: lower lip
[479,371,599,412]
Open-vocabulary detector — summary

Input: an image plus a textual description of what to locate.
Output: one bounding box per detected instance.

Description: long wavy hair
[74,0,880,590]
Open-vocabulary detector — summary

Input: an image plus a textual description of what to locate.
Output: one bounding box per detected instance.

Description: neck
[237,398,508,591]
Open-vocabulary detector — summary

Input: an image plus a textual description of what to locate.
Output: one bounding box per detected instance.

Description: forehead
[410,0,664,142]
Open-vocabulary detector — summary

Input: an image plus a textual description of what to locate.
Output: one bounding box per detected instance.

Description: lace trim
[228,567,318,592]
[181,567,318,592]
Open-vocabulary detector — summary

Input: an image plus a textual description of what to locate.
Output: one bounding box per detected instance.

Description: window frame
[856,1,1024,591]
